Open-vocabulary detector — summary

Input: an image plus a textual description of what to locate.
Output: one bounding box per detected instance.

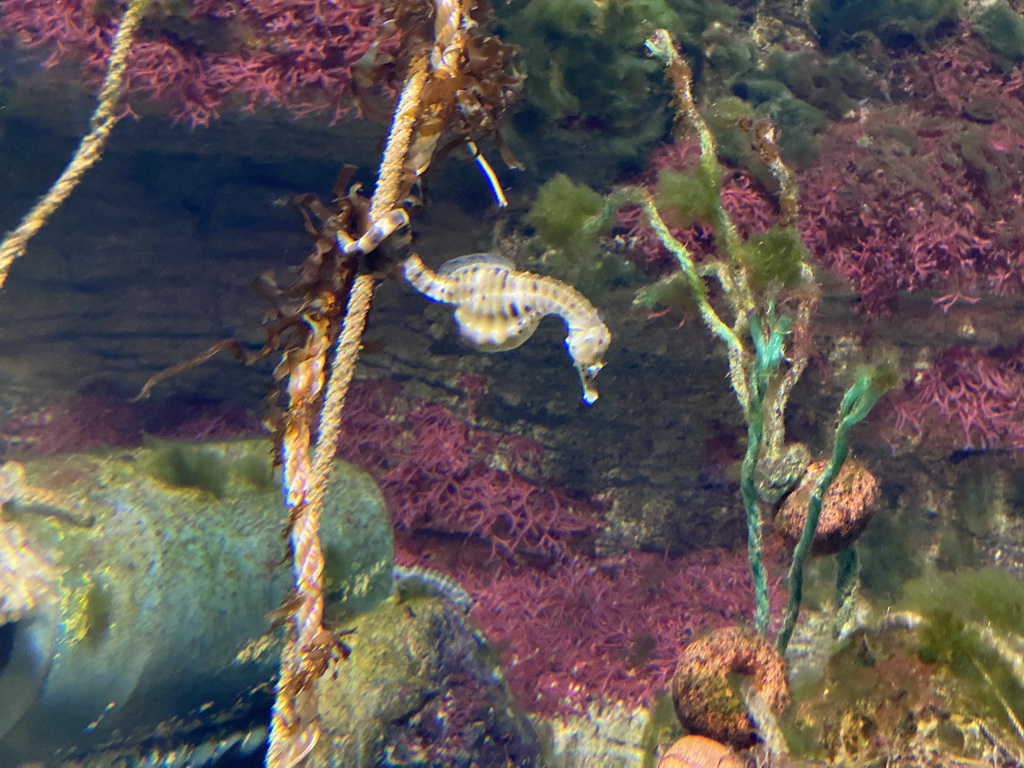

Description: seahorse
[403,253,611,404]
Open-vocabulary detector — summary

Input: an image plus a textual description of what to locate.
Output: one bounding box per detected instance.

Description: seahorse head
[566,319,611,404]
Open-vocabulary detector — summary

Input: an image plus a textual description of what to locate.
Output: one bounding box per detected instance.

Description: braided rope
[0,0,149,288]
[267,17,443,768]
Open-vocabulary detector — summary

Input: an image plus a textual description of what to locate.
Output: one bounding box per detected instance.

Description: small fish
[403,253,610,403]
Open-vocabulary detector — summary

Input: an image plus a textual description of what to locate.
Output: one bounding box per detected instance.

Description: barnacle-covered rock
[791,610,1024,765]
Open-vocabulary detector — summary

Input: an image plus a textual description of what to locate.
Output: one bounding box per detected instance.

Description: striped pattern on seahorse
[403,253,610,403]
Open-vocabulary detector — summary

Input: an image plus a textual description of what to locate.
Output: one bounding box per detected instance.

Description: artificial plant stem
[741,403,770,634]
[763,263,815,452]
[833,547,859,639]
[742,311,787,635]
[776,372,884,652]
[775,423,847,653]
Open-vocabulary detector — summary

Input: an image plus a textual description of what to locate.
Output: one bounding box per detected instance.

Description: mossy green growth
[140,437,282,498]
[234,450,277,490]
[703,96,760,172]
[744,226,810,290]
[950,463,1000,539]
[700,96,813,184]
[857,509,926,597]
[499,0,735,177]
[766,96,827,169]
[851,361,901,396]
[143,439,230,497]
[972,0,1024,69]
[634,271,705,316]
[900,568,1024,737]
[767,50,859,120]
[639,693,683,768]
[732,74,791,106]
[954,124,1011,198]
[525,173,607,258]
[810,0,961,51]
[523,171,639,293]
[655,165,721,229]
[733,53,873,169]
[703,30,756,81]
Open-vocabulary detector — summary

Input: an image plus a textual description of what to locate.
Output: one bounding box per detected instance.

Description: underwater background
[3,0,1024,765]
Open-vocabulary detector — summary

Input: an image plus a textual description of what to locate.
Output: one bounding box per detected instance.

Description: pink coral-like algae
[325,378,763,716]
[336,378,597,559]
[0,0,387,126]
[796,32,1024,316]
[622,31,1024,317]
[797,108,1024,316]
[322,378,789,717]
[887,344,1024,452]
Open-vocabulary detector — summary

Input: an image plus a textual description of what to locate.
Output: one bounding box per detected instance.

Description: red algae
[0,0,388,126]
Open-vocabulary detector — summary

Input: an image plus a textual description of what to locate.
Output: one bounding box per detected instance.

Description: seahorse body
[403,253,611,404]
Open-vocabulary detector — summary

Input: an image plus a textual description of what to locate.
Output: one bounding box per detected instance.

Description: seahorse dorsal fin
[438,253,515,276]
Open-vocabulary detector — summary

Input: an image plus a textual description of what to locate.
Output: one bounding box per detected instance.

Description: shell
[658,735,745,767]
